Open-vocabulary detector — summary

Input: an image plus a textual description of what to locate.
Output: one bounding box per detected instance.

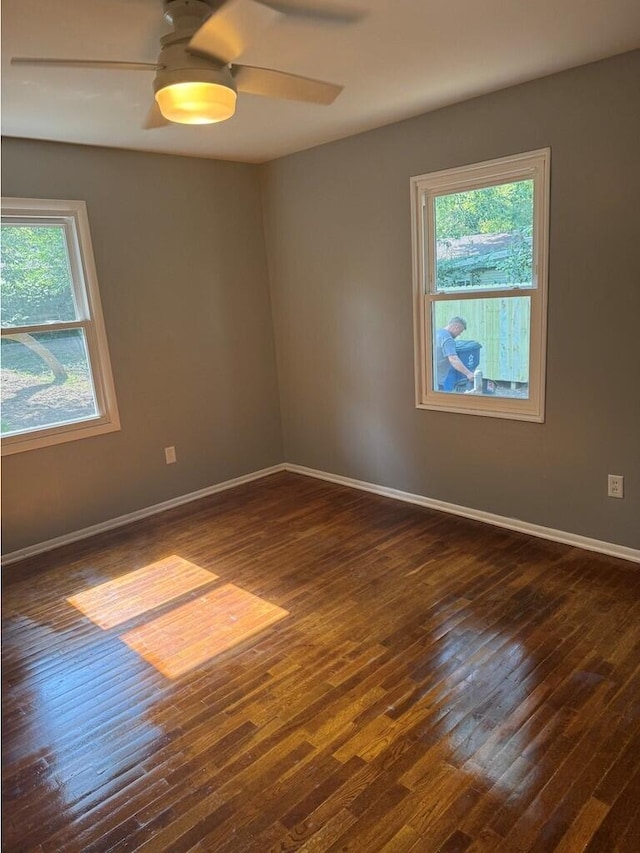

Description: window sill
[1,416,121,456]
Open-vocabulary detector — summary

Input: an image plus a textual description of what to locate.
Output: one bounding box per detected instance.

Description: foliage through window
[411,150,549,421]
[1,198,120,454]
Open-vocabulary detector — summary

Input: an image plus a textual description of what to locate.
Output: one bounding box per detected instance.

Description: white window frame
[1,198,120,454]
[411,149,550,422]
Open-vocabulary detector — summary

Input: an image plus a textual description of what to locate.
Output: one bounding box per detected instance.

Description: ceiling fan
[11,0,356,127]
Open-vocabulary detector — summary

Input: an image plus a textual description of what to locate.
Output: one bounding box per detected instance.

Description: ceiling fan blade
[233,65,342,104]
[188,0,283,65]
[11,58,157,72]
[143,101,171,130]
[262,1,364,25]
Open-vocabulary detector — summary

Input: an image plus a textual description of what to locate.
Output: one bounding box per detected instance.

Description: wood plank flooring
[2,472,639,852]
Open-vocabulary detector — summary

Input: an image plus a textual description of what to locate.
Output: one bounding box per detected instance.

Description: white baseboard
[283,464,640,565]
[3,462,638,567]
[1,464,286,567]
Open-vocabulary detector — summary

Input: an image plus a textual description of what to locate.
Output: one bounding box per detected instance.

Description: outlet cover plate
[607,474,624,498]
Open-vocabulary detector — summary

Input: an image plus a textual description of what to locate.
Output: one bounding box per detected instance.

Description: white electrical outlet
[165,446,177,464]
[607,474,624,498]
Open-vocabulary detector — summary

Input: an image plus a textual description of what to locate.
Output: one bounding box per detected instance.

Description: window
[1,198,120,454]
[411,149,549,421]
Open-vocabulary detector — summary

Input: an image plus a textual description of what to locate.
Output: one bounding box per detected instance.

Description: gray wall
[261,51,640,549]
[2,139,283,553]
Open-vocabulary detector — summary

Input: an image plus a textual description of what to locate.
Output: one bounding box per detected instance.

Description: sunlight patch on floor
[67,555,218,628]
[67,557,289,678]
[121,584,289,678]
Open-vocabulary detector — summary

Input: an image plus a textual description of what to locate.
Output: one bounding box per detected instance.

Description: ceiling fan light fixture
[155,80,237,124]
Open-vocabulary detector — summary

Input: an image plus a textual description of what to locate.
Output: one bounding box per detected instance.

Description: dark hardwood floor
[3,472,640,852]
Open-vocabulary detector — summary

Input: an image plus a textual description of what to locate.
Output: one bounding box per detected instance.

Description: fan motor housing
[153,40,236,97]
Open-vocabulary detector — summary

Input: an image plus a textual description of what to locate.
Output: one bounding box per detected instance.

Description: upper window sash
[1,205,93,328]
[415,150,549,297]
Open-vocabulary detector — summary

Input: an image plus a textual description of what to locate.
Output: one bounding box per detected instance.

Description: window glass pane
[433,179,534,292]
[1,329,99,435]
[1,223,78,327]
[432,297,531,398]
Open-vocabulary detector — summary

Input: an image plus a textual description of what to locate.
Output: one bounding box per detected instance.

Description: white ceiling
[2,0,639,164]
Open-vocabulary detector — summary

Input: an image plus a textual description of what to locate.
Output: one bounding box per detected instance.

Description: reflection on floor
[122,583,289,678]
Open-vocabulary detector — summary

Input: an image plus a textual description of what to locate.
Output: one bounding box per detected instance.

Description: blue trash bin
[442,340,482,391]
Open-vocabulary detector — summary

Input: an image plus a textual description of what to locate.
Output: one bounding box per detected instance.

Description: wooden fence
[434,296,530,383]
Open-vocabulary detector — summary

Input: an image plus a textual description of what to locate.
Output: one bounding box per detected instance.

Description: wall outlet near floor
[165,446,177,464]
[607,474,624,498]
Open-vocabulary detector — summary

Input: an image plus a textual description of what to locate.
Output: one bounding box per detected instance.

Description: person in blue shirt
[435,316,475,390]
